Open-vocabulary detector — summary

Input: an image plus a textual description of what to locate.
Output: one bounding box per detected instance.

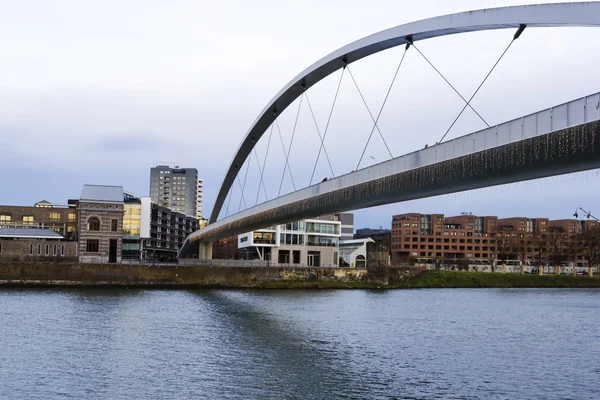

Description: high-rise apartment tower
[149,165,200,218]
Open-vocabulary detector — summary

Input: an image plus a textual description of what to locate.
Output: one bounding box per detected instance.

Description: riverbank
[0,263,599,289]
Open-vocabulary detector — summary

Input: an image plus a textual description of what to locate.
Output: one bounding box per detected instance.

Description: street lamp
[573,207,599,221]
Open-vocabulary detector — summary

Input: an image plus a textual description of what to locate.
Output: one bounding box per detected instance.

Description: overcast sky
[2,0,600,230]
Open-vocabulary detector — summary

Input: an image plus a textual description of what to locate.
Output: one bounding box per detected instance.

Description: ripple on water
[0,288,598,399]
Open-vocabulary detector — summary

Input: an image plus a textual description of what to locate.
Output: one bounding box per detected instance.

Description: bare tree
[548,228,569,271]
[574,226,600,274]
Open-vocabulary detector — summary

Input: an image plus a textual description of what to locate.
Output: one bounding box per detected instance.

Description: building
[0,228,77,262]
[391,212,600,267]
[122,193,143,260]
[197,178,204,220]
[77,185,124,263]
[0,201,78,241]
[339,238,374,268]
[391,213,498,264]
[150,165,200,218]
[355,228,391,257]
[320,213,353,241]
[238,217,341,267]
[212,236,239,260]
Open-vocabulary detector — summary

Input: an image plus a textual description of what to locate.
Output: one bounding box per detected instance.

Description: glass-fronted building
[238,217,342,267]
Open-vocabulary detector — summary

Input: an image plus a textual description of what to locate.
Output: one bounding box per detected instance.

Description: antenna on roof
[160,161,181,169]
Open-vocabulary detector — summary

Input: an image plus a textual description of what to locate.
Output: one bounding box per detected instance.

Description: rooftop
[80,185,124,203]
[0,228,64,239]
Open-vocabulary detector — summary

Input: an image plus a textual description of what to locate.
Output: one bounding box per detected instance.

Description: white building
[339,238,374,268]
[238,218,341,267]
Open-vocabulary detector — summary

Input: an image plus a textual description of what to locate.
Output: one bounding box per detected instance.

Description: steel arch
[210,2,600,223]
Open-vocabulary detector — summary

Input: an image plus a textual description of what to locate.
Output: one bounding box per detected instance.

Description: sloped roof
[0,228,64,239]
[80,185,124,203]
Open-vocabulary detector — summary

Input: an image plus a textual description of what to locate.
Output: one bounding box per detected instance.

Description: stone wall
[0,263,371,287]
[0,240,78,263]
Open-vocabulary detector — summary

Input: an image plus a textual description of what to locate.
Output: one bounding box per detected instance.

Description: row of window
[393,237,495,244]
[393,244,496,251]
[0,213,76,223]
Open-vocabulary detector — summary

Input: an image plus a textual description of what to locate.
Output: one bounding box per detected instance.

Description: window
[61,246,65,256]
[23,215,34,224]
[45,245,49,256]
[68,213,76,221]
[88,217,100,231]
[67,226,75,233]
[53,245,57,256]
[37,245,41,255]
[0,243,2,255]
[111,219,118,232]
[86,239,99,253]
[29,244,33,255]
[0,214,11,222]
[49,212,61,221]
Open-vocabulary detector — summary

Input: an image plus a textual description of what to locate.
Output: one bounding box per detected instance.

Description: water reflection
[0,288,599,399]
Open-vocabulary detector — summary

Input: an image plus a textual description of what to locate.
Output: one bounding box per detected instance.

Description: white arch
[210,2,600,223]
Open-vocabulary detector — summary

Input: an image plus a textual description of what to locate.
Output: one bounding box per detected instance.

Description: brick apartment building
[391,212,599,266]
[212,236,239,259]
[391,213,498,264]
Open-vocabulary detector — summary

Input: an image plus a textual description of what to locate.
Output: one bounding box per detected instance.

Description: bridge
[179,2,600,259]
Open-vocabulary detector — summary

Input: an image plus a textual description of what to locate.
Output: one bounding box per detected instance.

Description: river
[0,288,598,399]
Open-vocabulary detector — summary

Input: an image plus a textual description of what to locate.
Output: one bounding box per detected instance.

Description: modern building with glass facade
[238,217,342,267]
[149,165,201,218]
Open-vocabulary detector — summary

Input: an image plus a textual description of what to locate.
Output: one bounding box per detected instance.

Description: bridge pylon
[198,242,213,260]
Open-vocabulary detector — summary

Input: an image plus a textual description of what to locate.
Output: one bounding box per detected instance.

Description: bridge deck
[180,92,600,256]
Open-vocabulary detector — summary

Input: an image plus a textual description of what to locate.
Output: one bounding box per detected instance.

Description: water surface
[1,288,598,399]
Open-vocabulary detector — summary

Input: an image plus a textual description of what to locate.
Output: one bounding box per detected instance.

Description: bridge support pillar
[198,242,213,260]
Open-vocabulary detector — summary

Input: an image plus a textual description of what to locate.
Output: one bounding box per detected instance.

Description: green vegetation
[389,270,600,289]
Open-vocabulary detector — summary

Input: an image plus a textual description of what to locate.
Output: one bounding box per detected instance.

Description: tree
[531,233,549,269]
[574,226,600,274]
[496,226,515,268]
[548,228,569,269]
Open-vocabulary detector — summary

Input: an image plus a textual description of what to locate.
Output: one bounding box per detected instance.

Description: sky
[1,0,600,231]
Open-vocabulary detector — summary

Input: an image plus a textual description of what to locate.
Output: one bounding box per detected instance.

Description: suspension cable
[253,147,269,204]
[275,119,296,191]
[305,92,335,179]
[310,67,345,186]
[255,123,274,205]
[408,39,490,128]
[238,152,251,212]
[224,189,232,217]
[347,65,394,160]
[438,25,525,144]
[356,46,409,170]
[278,93,304,197]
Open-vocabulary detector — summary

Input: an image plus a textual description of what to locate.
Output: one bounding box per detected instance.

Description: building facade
[150,165,200,218]
[212,236,239,260]
[142,198,198,262]
[339,238,374,268]
[78,185,124,263]
[238,218,341,267]
[391,213,499,264]
[0,202,78,241]
[391,212,600,267]
[0,228,78,262]
[355,228,392,257]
